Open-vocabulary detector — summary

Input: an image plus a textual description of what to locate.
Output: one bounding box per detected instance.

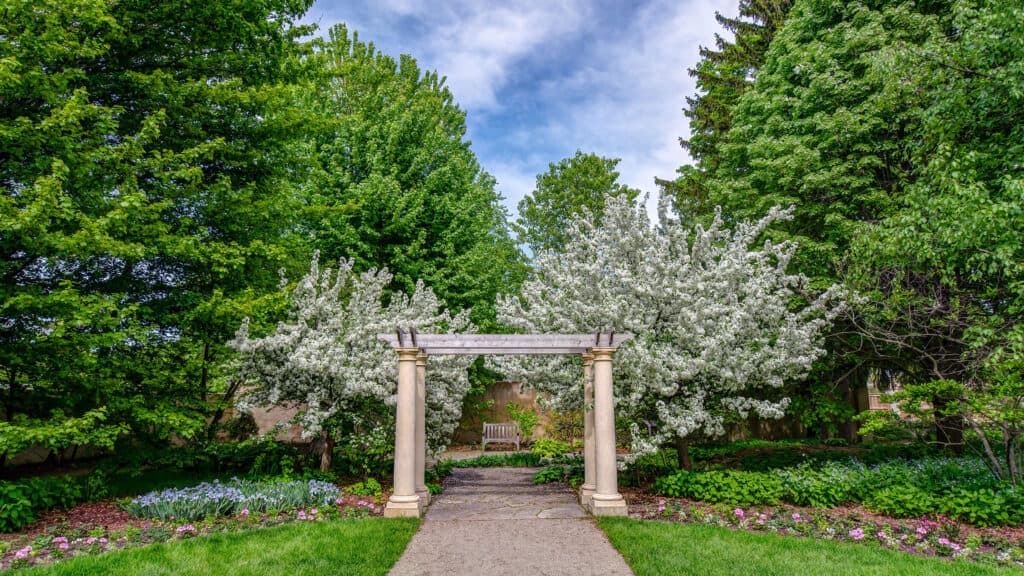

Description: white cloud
[303,0,735,220]
[494,0,727,218]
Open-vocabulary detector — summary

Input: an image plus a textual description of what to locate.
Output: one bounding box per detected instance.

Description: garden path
[388,467,634,575]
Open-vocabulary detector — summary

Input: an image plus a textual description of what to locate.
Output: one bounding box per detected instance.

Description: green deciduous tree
[300,25,525,332]
[516,150,640,254]
[848,0,1024,471]
[1,0,314,459]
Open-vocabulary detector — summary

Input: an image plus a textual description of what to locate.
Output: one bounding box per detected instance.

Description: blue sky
[301,0,734,218]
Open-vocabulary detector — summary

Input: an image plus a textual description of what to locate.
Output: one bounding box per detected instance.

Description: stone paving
[389,467,634,576]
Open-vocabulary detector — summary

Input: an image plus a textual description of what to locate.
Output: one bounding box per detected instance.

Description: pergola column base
[589,494,628,517]
[579,483,596,509]
[415,488,431,506]
[384,495,422,518]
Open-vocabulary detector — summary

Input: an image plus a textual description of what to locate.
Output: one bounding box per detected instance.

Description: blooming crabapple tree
[495,196,843,467]
[229,253,474,470]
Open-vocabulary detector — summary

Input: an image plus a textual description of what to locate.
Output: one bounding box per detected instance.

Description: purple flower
[848,528,865,541]
[733,508,745,518]
[792,513,801,522]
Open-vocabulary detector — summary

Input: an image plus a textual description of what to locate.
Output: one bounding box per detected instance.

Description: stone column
[580,353,596,509]
[415,352,430,505]
[589,347,627,516]
[385,347,422,517]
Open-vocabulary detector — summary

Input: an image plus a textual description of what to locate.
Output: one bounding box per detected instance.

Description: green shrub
[653,470,782,506]
[865,485,936,518]
[533,465,567,484]
[938,487,1024,527]
[506,403,540,442]
[0,482,35,532]
[451,453,544,468]
[345,478,383,497]
[531,438,572,458]
[0,475,85,532]
[776,461,868,507]
[532,457,584,486]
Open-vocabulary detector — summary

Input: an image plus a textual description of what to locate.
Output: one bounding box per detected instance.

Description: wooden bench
[481,422,521,453]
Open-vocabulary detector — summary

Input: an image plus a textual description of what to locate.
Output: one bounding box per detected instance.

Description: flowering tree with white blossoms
[229,253,474,470]
[495,196,844,468]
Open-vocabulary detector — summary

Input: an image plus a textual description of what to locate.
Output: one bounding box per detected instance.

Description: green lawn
[28,519,419,576]
[599,518,1013,576]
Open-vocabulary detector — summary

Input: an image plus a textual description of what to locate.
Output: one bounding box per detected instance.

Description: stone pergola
[377,331,632,518]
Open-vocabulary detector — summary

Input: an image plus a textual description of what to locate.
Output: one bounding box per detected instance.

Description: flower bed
[0,491,386,570]
[125,478,341,521]
[652,457,1024,526]
[630,496,1024,570]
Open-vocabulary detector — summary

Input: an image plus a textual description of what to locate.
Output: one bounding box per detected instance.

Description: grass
[27,519,419,576]
[599,518,1014,576]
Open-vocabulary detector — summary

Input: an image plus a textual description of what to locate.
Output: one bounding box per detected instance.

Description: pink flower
[99,538,108,544]
[950,543,961,551]
[368,503,376,510]
[58,543,69,551]
[916,526,928,536]
[876,531,887,539]
[241,508,250,516]
[15,546,33,560]
[756,519,765,525]
[297,510,307,520]
[175,525,196,533]
[86,537,97,544]
[335,497,344,505]
[733,508,745,518]
[848,528,865,541]
[310,508,318,515]
[791,513,801,522]
[52,537,68,544]
[938,538,950,546]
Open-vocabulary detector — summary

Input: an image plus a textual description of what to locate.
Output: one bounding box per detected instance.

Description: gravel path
[388,467,634,576]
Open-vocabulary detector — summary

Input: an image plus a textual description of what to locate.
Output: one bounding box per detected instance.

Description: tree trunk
[933,394,964,454]
[320,433,334,472]
[206,379,241,440]
[199,341,210,402]
[675,436,692,472]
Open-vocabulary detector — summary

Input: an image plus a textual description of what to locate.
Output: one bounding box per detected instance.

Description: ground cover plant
[599,518,1021,576]
[16,519,418,576]
[125,479,341,521]
[651,456,1024,526]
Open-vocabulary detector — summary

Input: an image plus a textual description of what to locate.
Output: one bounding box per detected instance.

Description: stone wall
[454,381,552,445]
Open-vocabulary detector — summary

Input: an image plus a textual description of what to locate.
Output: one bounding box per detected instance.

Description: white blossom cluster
[229,253,474,453]
[495,196,844,453]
